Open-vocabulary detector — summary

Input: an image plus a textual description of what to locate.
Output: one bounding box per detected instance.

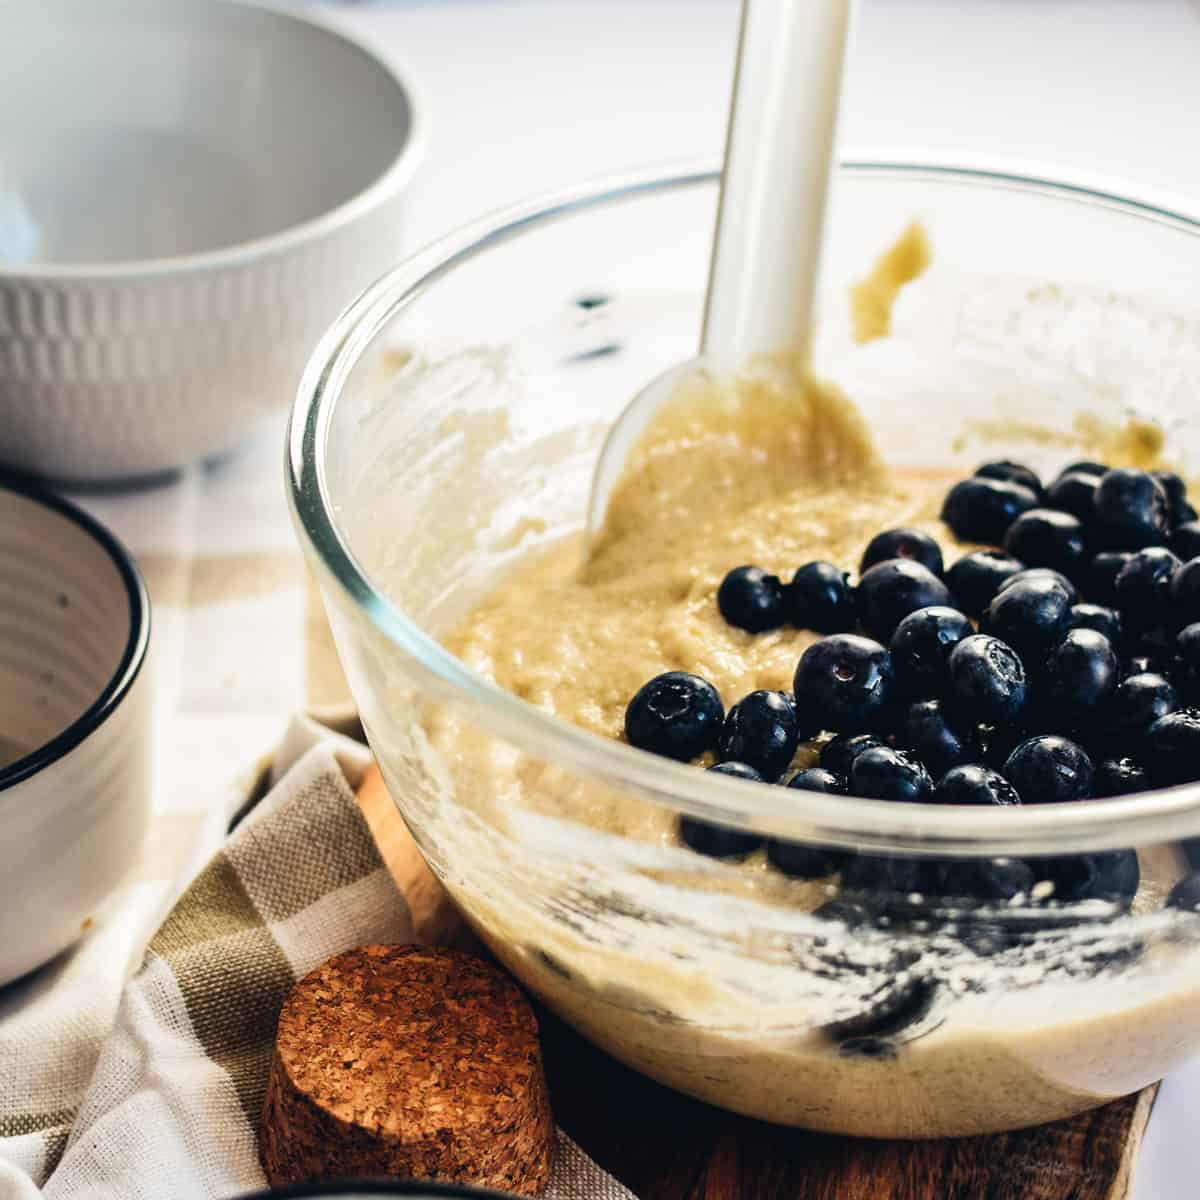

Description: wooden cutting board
[356,764,1158,1200]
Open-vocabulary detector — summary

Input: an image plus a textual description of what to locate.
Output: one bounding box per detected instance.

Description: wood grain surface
[356,764,1158,1200]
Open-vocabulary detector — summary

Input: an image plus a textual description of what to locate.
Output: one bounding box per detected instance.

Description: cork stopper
[260,944,554,1194]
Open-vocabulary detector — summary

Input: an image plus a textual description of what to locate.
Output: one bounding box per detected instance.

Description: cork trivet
[260,944,554,1194]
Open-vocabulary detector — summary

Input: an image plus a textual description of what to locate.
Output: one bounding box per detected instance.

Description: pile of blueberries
[623,459,1200,915]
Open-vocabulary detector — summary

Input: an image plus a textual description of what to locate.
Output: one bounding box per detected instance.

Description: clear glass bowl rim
[288,156,1200,858]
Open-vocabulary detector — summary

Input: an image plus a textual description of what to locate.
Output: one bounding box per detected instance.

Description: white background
[306,2,1200,1194]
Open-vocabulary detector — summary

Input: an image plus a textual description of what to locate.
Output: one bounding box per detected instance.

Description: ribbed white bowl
[0,477,152,985]
[0,0,424,482]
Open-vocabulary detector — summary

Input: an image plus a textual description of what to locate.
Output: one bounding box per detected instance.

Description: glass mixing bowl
[289,161,1200,1138]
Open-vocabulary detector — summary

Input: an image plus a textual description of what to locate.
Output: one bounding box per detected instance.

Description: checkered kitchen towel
[0,714,633,1200]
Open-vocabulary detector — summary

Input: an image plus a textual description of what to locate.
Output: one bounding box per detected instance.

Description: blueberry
[1094,468,1170,550]
[976,460,1045,499]
[812,896,877,928]
[895,699,979,777]
[718,690,804,780]
[1060,460,1109,479]
[1114,547,1182,630]
[1067,604,1123,645]
[767,838,849,879]
[1003,735,1094,802]
[821,975,938,1048]
[942,857,1036,901]
[793,635,895,734]
[945,550,1026,617]
[995,567,1079,606]
[1087,551,1135,607]
[786,766,847,794]
[1040,629,1119,720]
[1148,708,1200,785]
[855,559,952,642]
[1105,672,1178,739]
[1171,521,1200,562]
[849,746,934,803]
[625,672,724,761]
[1168,873,1200,913]
[984,576,1072,658]
[789,561,856,633]
[1094,757,1153,797]
[934,764,1021,806]
[1153,470,1191,525]
[1003,509,1089,579]
[707,761,764,781]
[941,477,1040,544]
[1177,623,1200,703]
[821,733,887,776]
[1045,470,1100,522]
[718,565,787,632]
[680,779,764,858]
[860,528,944,577]
[889,605,973,697]
[1030,850,1139,907]
[840,853,943,896]
[1170,558,1200,631]
[947,635,1027,724]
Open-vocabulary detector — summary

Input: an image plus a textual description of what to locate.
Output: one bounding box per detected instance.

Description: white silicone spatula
[585,0,857,546]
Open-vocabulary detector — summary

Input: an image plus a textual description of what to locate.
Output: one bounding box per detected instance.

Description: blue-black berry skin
[976,460,1044,499]
[718,690,804,780]
[895,699,979,778]
[1146,708,1200,785]
[1067,604,1123,646]
[1105,672,1178,740]
[1031,850,1139,907]
[1171,521,1200,562]
[1087,551,1134,607]
[889,605,973,697]
[1173,624,1200,704]
[942,857,1035,901]
[983,576,1072,658]
[934,764,1021,806]
[1003,735,1095,803]
[1154,471,1192,524]
[767,840,849,879]
[947,635,1027,725]
[995,567,1079,606]
[793,635,895,733]
[941,477,1040,544]
[1170,558,1200,631]
[718,565,787,632]
[821,733,887,776]
[1040,629,1119,720]
[1045,470,1100,523]
[789,561,856,633]
[860,528,945,577]
[1003,508,1089,579]
[849,746,934,803]
[1114,547,1182,631]
[1061,460,1109,479]
[680,775,764,858]
[1094,468,1171,550]
[1168,873,1200,913]
[1094,757,1153,797]
[855,559,952,642]
[625,672,724,761]
[786,766,847,794]
[945,550,1025,617]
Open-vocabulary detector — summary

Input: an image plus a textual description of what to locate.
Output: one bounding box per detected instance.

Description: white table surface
[92,1,1200,1195]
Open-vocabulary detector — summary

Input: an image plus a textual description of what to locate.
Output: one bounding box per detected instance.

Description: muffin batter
[419,358,1200,1137]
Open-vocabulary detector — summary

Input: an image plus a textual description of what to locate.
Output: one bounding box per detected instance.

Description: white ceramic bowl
[0,475,152,985]
[0,0,424,482]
